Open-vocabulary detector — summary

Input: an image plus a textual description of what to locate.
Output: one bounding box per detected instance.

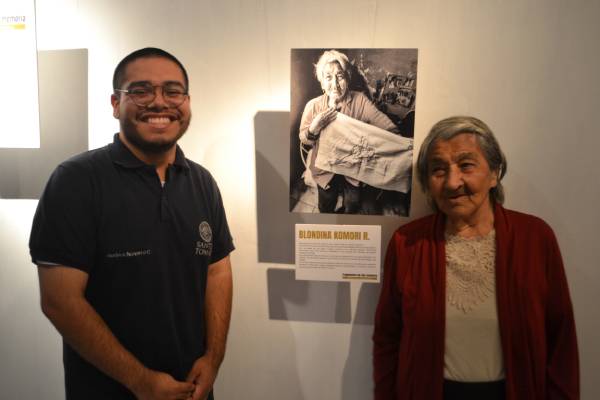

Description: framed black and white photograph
[290,48,418,216]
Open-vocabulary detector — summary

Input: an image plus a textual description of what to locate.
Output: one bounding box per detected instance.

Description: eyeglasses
[114,84,189,107]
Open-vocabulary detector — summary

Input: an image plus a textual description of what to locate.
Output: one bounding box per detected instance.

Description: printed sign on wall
[0,0,40,148]
[295,224,381,282]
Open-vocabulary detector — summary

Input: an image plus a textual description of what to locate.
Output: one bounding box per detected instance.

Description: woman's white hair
[314,50,352,84]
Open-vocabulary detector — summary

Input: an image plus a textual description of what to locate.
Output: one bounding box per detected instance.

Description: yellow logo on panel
[0,23,26,29]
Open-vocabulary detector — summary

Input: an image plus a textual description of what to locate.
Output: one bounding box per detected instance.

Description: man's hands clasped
[185,355,219,400]
[132,355,218,400]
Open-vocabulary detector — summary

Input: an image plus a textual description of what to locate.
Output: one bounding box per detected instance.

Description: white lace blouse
[443,229,506,382]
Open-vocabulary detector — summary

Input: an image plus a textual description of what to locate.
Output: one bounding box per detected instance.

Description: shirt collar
[109,133,190,172]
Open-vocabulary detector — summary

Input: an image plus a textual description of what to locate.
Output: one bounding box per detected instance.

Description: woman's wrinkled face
[427,133,498,223]
[320,62,349,103]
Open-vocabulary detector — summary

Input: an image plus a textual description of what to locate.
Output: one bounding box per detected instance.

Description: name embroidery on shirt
[106,249,152,258]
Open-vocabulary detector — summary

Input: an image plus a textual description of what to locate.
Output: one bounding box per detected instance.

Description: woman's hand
[308,108,337,140]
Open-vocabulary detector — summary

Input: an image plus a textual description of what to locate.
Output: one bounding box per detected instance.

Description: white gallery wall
[1,0,598,398]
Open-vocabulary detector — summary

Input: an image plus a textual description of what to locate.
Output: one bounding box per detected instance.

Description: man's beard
[121,120,187,155]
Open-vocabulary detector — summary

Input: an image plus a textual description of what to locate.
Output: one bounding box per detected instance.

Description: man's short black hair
[112,47,189,91]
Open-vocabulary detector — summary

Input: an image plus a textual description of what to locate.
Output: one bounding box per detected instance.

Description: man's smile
[138,112,180,129]
[140,112,178,121]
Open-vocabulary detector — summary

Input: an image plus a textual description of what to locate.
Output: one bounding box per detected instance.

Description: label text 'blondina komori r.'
[298,230,369,240]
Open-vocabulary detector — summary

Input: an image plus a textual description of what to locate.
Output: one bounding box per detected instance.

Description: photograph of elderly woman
[290,48,418,216]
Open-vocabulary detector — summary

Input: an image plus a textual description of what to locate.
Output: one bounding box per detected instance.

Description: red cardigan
[373,205,579,399]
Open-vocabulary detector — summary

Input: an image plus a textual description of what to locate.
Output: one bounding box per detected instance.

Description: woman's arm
[299,98,337,145]
[373,235,403,400]
[544,226,579,399]
[355,92,400,134]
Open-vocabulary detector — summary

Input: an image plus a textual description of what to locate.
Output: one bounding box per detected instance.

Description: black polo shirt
[30,134,234,399]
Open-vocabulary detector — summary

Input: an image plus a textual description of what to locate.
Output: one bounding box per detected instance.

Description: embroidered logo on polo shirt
[195,221,213,256]
[199,221,212,242]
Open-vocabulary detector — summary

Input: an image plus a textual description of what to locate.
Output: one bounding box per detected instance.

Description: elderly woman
[373,116,578,399]
[299,49,399,214]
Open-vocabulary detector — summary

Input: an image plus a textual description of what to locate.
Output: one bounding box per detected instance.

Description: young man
[30,48,234,400]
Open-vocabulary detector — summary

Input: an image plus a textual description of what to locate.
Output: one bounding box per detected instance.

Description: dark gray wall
[0,49,88,199]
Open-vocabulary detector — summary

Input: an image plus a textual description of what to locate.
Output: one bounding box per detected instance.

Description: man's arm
[186,255,233,400]
[38,265,195,400]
